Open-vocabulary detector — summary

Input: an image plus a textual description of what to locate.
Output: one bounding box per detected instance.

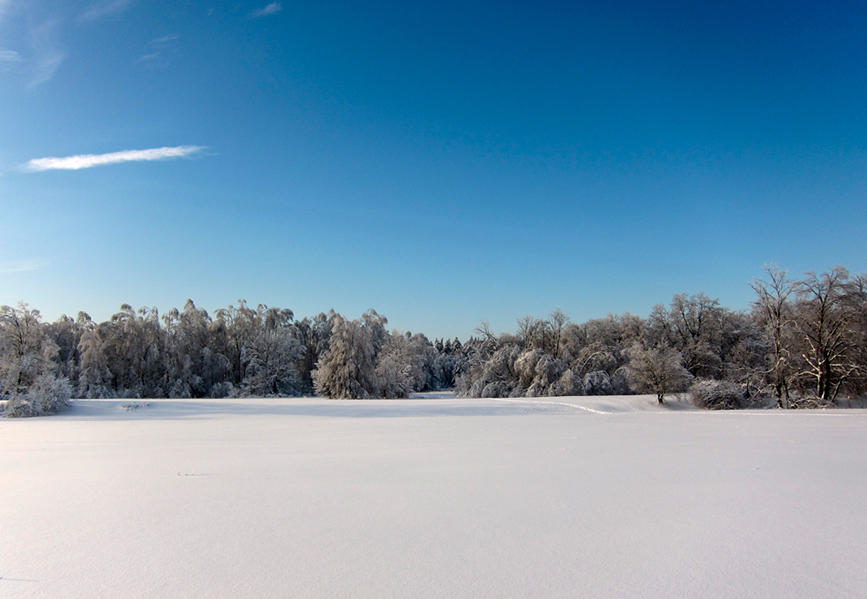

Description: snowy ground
[2,394,866,599]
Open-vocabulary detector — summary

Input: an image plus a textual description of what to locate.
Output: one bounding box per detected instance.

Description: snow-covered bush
[455,344,520,398]
[610,367,631,395]
[550,368,583,396]
[208,381,235,398]
[583,371,612,395]
[689,379,747,410]
[169,378,192,398]
[480,380,510,398]
[4,374,72,418]
[788,395,835,409]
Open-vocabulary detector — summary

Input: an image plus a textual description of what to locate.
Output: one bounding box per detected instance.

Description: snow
[2,395,866,598]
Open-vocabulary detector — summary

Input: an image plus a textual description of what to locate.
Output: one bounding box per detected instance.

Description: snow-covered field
[2,394,866,599]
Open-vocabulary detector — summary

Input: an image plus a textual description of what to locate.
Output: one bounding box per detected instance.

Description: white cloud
[27,20,65,88]
[81,0,134,21]
[0,259,43,274]
[0,48,22,64]
[136,52,159,63]
[150,34,179,45]
[24,145,205,172]
[136,34,180,67]
[251,2,281,18]
[29,50,65,87]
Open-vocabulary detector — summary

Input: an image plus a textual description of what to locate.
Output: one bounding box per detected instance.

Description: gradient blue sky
[1,0,865,339]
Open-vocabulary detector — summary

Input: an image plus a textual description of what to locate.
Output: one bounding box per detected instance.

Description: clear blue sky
[1,0,865,339]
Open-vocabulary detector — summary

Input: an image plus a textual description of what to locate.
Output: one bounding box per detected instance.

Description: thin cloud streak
[29,51,65,87]
[24,145,205,171]
[0,48,22,68]
[251,2,281,18]
[28,20,65,88]
[150,34,179,44]
[136,34,180,68]
[0,48,21,61]
[81,0,134,21]
[0,260,44,274]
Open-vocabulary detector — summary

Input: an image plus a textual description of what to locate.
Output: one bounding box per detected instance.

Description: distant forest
[1,265,865,415]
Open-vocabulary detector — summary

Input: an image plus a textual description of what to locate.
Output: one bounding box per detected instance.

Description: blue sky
[1,0,865,339]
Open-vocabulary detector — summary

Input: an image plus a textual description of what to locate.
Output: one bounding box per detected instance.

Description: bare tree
[516,315,547,350]
[625,342,692,404]
[547,308,569,358]
[792,267,860,403]
[844,274,867,396]
[751,264,795,407]
[647,293,725,378]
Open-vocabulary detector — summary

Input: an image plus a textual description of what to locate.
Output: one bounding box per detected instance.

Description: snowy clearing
[2,395,866,598]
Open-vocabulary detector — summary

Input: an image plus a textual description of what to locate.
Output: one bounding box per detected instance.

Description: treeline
[1,265,865,416]
[455,266,866,408]
[0,300,460,415]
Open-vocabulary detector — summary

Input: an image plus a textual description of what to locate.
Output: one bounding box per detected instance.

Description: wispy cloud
[28,20,65,88]
[29,51,65,87]
[251,2,281,18]
[0,48,21,66]
[80,0,134,21]
[0,259,43,274]
[24,145,205,172]
[136,34,180,68]
[150,34,180,45]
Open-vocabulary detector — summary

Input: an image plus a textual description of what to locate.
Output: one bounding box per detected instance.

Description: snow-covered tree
[96,305,166,398]
[0,303,71,417]
[790,267,862,404]
[647,293,726,379]
[77,327,113,398]
[293,313,332,394]
[751,265,796,407]
[5,373,72,417]
[242,307,304,396]
[625,342,692,404]
[0,303,60,397]
[312,311,386,398]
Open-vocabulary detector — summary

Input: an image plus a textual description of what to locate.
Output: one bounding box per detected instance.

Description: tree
[0,303,70,416]
[293,313,332,394]
[625,342,692,404]
[751,265,795,407]
[162,299,223,397]
[0,303,59,397]
[844,274,867,397]
[312,311,386,398]
[547,308,569,358]
[77,327,113,398]
[647,293,725,378]
[375,343,414,398]
[214,300,260,389]
[48,313,88,387]
[791,267,861,403]
[97,305,167,397]
[242,307,304,396]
